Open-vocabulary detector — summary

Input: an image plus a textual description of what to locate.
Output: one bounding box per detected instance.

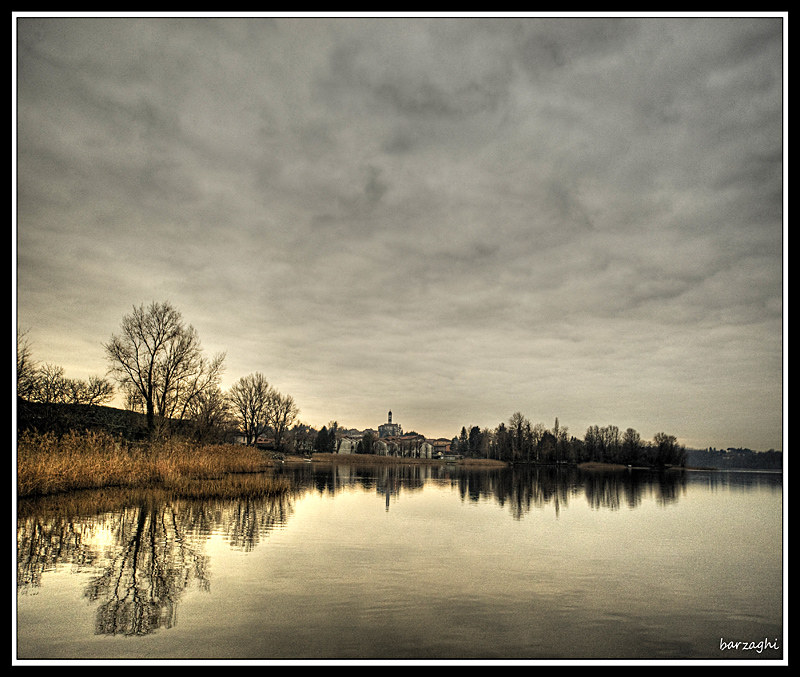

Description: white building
[338,438,358,454]
[378,410,403,438]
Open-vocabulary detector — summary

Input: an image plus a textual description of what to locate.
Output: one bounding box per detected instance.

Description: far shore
[18,429,718,501]
[292,456,704,471]
[285,453,508,467]
[578,461,716,471]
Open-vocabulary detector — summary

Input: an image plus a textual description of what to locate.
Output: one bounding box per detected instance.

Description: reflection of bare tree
[584,472,625,511]
[182,494,294,552]
[652,471,688,506]
[84,503,209,636]
[17,483,296,637]
[17,516,103,590]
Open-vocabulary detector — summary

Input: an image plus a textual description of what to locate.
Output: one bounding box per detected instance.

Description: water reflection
[273,462,762,517]
[83,503,210,636]
[17,483,294,636]
[16,465,782,645]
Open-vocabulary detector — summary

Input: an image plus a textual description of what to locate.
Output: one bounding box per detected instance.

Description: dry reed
[16,430,278,498]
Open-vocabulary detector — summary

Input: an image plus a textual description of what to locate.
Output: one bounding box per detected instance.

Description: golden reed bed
[16,430,284,498]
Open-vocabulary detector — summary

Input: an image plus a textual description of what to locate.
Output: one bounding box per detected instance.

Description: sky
[13,13,786,451]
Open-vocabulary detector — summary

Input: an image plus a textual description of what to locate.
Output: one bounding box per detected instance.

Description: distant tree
[530,422,546,463]
[16,329,39,400]
[622,428,642,465]
[290,423,316,454]
[30,363,69,404]
[458,427,469,455]
[509,412,529,463]
[27,362,114,407]
[16,346,115,434]
[186,385,234,443]
[228,373,271,446]
[539,430,556,463]
[66,375,116,407]
[584,425,601,462]
[653,432,687,467]
[479,427,492,458]
[552,418,569,463]
[314,426,333,454]
[567,435,583,463]
[468,425,482,458]
[601,425,621,464]
[104,302,225,438]
[326,421,340,454]
[494,422,512,462]
[267,391,300,452]
[358,430,375,455]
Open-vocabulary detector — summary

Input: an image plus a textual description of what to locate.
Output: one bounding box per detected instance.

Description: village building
[378,410,403,438]
[314,409,440,459]
[338,438,358,454]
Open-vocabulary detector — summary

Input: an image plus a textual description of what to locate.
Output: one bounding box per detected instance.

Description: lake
[15,461,784,663]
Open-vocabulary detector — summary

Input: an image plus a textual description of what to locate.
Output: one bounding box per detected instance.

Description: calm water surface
[16,463,784,662]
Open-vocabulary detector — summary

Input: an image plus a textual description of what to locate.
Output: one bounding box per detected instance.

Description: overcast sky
[14,14,785,450]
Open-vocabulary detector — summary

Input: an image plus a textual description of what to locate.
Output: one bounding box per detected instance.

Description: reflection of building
[378,410,403,438]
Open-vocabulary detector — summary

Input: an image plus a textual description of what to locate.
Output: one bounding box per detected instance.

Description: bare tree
[622,427,642,465]
[65,375,115,407]
[584,425,601,462]
[104,302,225,437]
[530,422,546,462]
[653,432,687,467]
[27,363,113,407]
[601,424,621,464]
[32,363,69,404]
[509,411,529,463]
[553,417,570,463]
[227,372,272,445]
[16,328,39,400]
[185,385,234,443]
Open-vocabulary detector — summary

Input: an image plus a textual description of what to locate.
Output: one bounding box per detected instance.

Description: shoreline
[285,453,508,467]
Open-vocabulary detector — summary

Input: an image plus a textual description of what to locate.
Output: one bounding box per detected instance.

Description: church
[378,410,403,438]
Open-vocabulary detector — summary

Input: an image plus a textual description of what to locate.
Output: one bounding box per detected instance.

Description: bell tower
[379,410,402,438]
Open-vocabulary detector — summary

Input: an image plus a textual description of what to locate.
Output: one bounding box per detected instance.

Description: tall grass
[16,430,280,498]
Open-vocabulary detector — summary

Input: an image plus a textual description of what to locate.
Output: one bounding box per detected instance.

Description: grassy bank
[16,430,282,498]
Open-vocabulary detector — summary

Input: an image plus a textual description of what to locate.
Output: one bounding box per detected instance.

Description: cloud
[15,15,785,450]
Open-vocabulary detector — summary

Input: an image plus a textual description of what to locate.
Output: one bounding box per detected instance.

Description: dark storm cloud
[15,14,785,450]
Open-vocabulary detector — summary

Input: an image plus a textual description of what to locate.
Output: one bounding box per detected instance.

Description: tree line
[17,301,301,451]
[450,414,688,467]
[18,301,739,467]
